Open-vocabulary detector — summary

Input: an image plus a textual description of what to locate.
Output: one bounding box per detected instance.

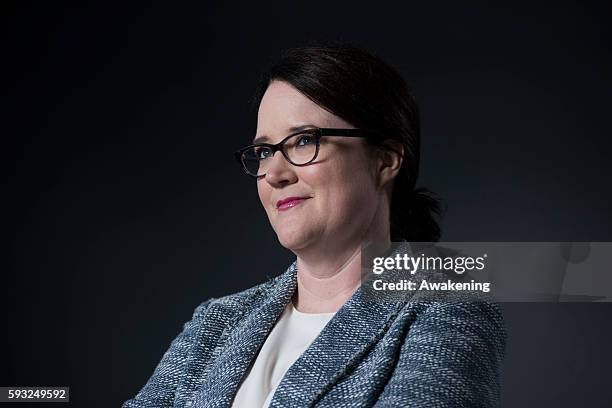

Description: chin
[275,227,314,252]
[276,234,306,251]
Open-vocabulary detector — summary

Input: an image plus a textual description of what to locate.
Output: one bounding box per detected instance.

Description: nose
[263,150,298,187]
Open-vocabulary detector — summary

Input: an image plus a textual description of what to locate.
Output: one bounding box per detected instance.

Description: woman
[123,42,505,408]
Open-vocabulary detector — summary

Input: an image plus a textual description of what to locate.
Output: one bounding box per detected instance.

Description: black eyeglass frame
[234,127,383,178]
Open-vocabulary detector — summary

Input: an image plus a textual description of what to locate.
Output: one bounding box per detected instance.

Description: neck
[293,243,362,313]
[292,218,391,313]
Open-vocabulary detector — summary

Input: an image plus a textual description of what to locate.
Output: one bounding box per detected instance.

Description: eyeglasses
[234,127,380,178]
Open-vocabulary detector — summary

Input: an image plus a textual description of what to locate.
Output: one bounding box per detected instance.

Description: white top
[230,301,336,408]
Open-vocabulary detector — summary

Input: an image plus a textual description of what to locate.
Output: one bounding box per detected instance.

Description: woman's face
[255,80,386,253]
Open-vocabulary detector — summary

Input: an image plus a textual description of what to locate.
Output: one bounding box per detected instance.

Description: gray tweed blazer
[123,244,505,408]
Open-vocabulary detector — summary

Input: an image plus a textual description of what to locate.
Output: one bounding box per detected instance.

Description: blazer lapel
[269,241,415,407]
[191,262,298,407]
[268,288,406,407]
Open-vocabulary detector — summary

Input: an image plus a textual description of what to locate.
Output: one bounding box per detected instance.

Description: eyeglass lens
[241,133,319,176]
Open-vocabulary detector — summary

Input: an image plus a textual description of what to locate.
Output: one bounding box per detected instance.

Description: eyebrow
[252,124,317,144]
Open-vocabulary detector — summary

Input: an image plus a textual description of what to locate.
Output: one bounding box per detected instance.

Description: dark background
[4,1,611,407]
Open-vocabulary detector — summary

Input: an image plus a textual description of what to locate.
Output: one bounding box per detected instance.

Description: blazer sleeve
[375,299,506,408]
[122,298,215,408]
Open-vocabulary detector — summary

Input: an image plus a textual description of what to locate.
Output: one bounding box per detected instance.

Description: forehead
[255,80,351,143]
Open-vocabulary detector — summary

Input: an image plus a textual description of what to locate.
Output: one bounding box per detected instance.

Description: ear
[375,140,404,190]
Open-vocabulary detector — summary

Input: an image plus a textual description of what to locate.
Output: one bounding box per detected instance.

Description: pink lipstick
[276,196,309,211]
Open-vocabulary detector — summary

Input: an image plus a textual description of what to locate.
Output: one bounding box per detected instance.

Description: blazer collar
[192,241,414,407]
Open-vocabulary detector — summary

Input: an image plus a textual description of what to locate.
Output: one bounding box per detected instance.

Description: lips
[276,196,310,211]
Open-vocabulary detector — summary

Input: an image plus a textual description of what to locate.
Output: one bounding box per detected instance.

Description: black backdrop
[4,1,611,407]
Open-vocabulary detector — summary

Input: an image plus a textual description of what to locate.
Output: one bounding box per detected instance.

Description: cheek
[257,182,272,212]
[333,178,374,215]
[310,160,377,218]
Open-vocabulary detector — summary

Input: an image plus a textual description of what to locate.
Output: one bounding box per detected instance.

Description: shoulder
[402,289,506,340]
[394,290,507,377]
[390,267,506,341]
[187,272,286,325]
[378,293,506,406]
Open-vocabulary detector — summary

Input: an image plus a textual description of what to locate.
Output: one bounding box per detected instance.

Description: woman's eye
[296,135,315,146]
[254,148,272,159]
